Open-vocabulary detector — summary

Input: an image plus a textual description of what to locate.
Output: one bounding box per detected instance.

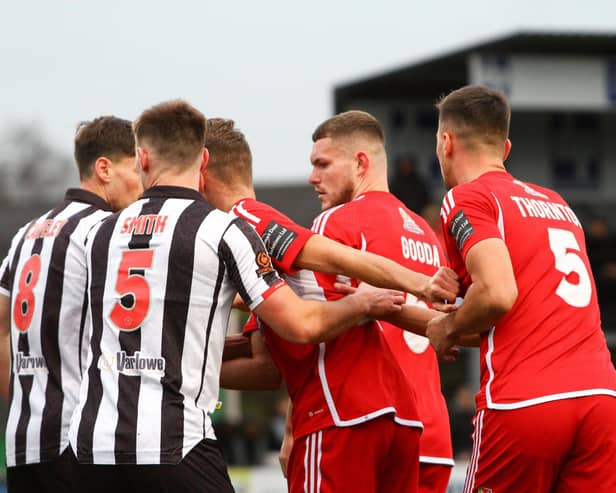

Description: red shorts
[464,395,616,493]
[287,415,421,493]
[419,463,452,493]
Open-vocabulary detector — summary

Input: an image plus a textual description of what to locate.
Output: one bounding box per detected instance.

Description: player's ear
[137,147,149,172]
[200,147,209,174]
[94,157,112,184]
[356,151,369,177]
[198,148,209,194]
[503,138,512,161]
[442,132,454,157]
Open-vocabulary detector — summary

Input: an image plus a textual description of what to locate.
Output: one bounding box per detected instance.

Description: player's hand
[422,267,459,312]
[440,346,461,363]
[426,312,458,361]
[279,430,294,478]
[351,282,405,319]
[333,282,356,295]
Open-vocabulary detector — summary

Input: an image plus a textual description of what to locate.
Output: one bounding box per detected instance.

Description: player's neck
[221,184,255,212]
[203,178,255,212]
[145,169,200,191]
[353,174,389,198]
[456,160,506,185]
[79,180,107,203]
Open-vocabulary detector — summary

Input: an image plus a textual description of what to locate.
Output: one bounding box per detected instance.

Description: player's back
[71,186,267,465]
[442,171,616,410]
[0,189,111,467]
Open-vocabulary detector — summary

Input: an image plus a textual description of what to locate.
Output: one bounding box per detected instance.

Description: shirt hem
[6,442,69,468]
[419,456,455,466]
[483,388,616,410]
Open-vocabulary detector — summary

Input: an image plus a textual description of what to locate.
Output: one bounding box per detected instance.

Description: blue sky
[1,0,614,185]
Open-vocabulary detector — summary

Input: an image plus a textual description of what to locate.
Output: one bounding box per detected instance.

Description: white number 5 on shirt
[548,228,592,308]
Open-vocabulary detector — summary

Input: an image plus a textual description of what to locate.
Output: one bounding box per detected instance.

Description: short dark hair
[436,85,510,147]
[312,110,385,143]
[133,100,206,168]
[205,118,252,186]
[74,116,134,179]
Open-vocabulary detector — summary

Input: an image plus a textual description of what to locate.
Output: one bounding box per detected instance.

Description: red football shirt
[440,171,616,411]
[313,192,453,465]
[232,199,336,438]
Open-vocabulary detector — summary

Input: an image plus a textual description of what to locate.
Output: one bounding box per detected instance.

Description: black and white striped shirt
[68,186,282,465]
[0,189,112,467]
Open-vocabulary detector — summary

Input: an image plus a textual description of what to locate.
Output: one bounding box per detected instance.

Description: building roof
[334,31,616,111]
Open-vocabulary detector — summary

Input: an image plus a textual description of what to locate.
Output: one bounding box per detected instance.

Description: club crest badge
[398,208,424,235]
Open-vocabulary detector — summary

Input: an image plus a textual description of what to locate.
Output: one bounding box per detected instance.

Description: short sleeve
[232,199,313,275]
[440,185,502,261]
[219,218,285,311]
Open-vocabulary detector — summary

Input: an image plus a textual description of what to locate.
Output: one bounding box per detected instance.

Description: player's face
[309,137,356,210]
[107,155,144,211]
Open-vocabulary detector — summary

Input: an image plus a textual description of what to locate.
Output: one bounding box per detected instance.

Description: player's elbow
[486,283,518,315]
[287,326,321,345]
[267,320,317,345]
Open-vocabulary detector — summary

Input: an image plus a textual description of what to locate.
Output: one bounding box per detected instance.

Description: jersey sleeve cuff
[247,279,286,311]
[273,229,313,274]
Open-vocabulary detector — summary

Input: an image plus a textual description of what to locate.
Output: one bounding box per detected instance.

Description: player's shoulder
[9,202,64,244]
[508,177,563,202]
[231,198,288,225]
[444,173,506,213]
[310,202,348,234]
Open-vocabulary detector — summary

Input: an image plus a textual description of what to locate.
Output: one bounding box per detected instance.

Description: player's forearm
[291,297,368,344]
[256,285,401,344]
[0,296,10,400]
[297,236,430,297]
[343,250,431,297]
[446,281,512,338]
[220,358,282,390]
[387,304,480,346]
[384,304,435,336]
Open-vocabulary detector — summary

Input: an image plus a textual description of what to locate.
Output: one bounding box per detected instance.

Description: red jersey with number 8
[440,171,616,411]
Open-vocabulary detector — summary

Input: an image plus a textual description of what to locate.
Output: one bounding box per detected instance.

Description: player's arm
[220,331,281,390]
[222,218,403,345]
[254,282,404,344]
[222,333,252,361]
[388,303,480,350]
[426,238,517,357]
[295,234,458,308]
[0,294,10,400]
[279,401,293,478]
[335,282,479,346]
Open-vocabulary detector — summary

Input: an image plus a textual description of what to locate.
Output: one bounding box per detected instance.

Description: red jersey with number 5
[440,171,616,411]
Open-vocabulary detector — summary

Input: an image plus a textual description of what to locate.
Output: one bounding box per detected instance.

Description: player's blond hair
[205,118,252,186]
[312,110,385,144]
